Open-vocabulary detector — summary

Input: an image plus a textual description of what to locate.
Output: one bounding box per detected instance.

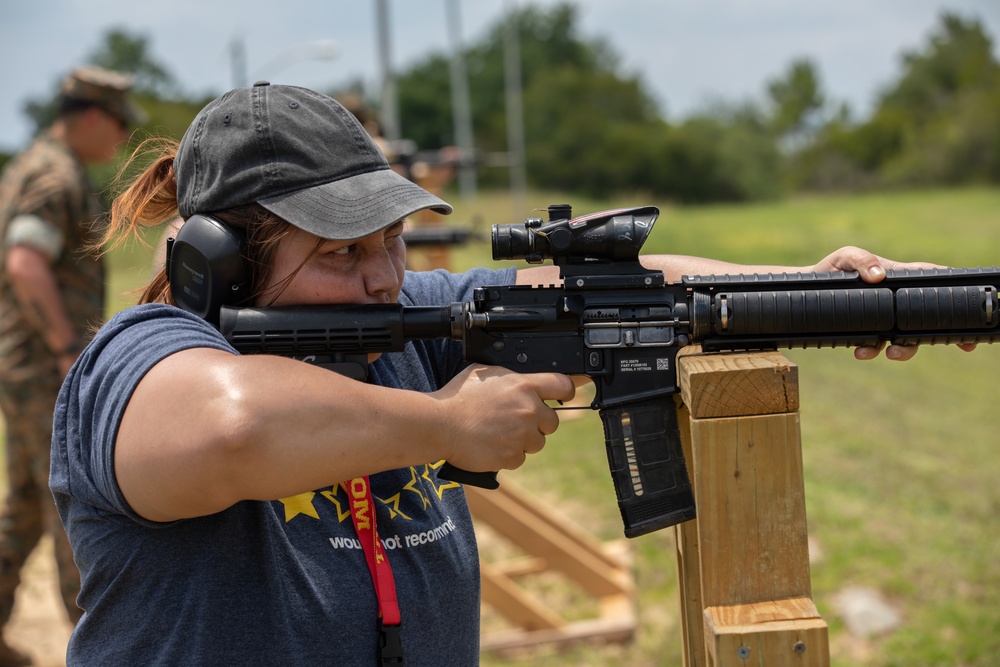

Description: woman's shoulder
[94,303,230,354]
[103,302,216,332]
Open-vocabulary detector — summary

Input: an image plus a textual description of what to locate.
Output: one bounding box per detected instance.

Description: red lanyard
[347,476,403,664]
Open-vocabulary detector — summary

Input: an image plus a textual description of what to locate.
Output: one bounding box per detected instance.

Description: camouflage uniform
[0,66,137,630]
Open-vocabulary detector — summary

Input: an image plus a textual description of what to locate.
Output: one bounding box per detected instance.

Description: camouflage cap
[60,66,145,125]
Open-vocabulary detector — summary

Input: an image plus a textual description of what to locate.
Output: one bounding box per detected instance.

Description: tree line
[395,4,1000,202]
[4,3,998,204]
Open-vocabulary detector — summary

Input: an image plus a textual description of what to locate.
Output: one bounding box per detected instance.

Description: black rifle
[218,205,999,538]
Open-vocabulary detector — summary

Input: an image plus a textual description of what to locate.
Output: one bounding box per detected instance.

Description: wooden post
[675,351,830,667]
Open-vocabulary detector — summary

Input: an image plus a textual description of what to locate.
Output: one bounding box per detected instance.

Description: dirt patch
[3,536,72,667]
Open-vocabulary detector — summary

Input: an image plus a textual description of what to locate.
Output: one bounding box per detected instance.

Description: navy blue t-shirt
[50,266,516,666]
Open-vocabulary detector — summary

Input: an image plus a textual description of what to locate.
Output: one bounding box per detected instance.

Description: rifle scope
[492,204,658,264]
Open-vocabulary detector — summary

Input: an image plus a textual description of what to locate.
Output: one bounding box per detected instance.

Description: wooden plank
[705,600,829,667]
[467,483,633,598]
[480,560,565,631]
[708,621,829,667]
[492,556,548,578]
[691,412,812,607]
[472,476,637,651]
[480,611,636,652]
[679,351,799,419]
[673,402,708,667]
[707,597,821,626]
[470,477,627,571]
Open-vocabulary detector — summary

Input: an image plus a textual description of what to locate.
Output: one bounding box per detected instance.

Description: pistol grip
[438,462,500,490]
[599,397,696,538]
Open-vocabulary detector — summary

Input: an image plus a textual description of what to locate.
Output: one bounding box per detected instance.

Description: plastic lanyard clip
[378,619,404,665]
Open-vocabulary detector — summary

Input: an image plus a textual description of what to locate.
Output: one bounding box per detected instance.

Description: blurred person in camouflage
[0,66,140,666]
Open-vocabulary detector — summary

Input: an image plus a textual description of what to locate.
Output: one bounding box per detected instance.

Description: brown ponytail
[96,138,180,305]
[106,137,181,252]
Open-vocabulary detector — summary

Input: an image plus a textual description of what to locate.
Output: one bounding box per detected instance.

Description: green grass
[23,186,1000,666]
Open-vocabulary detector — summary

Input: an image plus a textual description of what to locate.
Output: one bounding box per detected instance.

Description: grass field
[10,186,997,666]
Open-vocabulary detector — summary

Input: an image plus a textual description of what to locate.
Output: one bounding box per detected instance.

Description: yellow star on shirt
[278,491,320,522]
[320,484,352,522]
[380,471,421,521]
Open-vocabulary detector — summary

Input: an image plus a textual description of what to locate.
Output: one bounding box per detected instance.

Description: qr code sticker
[656,358,670,371]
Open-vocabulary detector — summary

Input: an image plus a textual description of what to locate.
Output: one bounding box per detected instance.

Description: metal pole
[375,0,401,141]
[445,0,477,199]
[230,36,248,88]
[503,0,528,217]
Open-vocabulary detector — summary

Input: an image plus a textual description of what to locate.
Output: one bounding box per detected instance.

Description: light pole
[503,0,528,217]
[374,0,401,142]
[445,0,477,200]
[230,38,248,88]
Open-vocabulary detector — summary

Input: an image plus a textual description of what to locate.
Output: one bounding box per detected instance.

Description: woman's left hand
[810,246,978,361]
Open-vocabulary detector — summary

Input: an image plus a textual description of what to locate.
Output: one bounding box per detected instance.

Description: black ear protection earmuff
[165,214,250,326]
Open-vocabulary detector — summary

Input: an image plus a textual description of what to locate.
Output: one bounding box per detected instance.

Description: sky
[1,0,998,153]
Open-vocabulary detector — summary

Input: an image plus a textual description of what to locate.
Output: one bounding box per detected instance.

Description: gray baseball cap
[175,82,452,240]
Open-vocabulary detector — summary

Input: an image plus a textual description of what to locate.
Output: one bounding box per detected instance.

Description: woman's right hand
[432,365,576,474]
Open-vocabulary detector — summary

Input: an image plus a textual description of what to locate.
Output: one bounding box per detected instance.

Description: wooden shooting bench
[471,349,830,664]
